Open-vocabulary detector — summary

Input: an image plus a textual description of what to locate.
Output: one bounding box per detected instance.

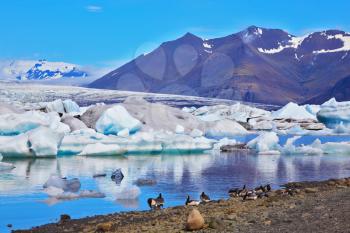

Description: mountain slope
[89,26,350,105]
[0,60,88,81]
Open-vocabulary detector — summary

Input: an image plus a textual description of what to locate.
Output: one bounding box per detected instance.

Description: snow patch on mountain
[0,60,88,81]
[258,35,307,54]
[313,33,350,54]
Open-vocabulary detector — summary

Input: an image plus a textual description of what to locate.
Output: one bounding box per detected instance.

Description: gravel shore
[15,177,350,233]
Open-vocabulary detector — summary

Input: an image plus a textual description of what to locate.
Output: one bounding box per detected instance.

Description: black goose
[185,195,200,206]
[229,184,246,197]
[243,191,257,201]
[155,193,164,207]
[200,192,210,203]
[147,193,164,210]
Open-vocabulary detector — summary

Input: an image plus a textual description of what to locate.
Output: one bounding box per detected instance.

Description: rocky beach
[14,177,350,233]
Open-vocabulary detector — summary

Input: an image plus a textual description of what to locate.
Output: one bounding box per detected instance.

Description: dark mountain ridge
[89,26,350,105]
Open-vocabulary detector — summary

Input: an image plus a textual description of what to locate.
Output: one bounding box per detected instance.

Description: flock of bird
[147,184,272,210]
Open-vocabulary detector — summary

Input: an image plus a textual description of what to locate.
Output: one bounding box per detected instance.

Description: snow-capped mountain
[0,60,88,81]
[89,26,350,105]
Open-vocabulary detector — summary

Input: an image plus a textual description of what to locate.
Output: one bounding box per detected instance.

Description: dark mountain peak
[180,32,202,41]
[89,26,350,105]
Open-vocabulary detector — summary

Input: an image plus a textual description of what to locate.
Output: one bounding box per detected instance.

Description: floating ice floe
[272,102,317,120]
[95,105,142,135]
[204,119,248,137]
[317,98,350,128]
[78,143,126,156]
[61,116,88,131]
[0,126,64,157]
[191,103,270,123]
[38,99,80,114]
[247,132,280,154]
[212,138,237,150]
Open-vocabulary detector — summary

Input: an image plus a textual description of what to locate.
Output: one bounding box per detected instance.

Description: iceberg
[61,116,88,131]
[281,137,323,155]
[95,105,142,135]
[0,111,67,136]
[317,98,350,128]
[247,132,280,154]
[78,143,126,156]
[62,99,80,113]
[192,103,271,123]
[272,102,316,120]
[212,137,237,150]
[0,126,64,157]
[80,104,110,129]
[122,97,203,133]
[41,99,66,113]
[204,119,248,137]
[0,103,23,115]
[0,134,33,156]
[27,127,64,156]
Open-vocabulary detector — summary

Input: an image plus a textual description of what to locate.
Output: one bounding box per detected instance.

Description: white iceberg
[0,126,64,157]
[0,111,68,136]
[247,132,280,154]
[204,119,248,137]
[96,105,142,135]
[78,143,126,156]
[62,99,80,113]
[272,102,316,120]
[317,98,350,128]
[28,127,64,156]
[61,116,88,131]
[212,137,237,150]
[192,103,271,123]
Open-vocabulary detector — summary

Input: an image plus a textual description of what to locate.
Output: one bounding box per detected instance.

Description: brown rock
[96,222,113,232]
[186,209,205,231]
[304,187,318,193]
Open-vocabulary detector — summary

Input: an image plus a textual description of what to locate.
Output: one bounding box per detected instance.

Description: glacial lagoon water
[1,135,350,232]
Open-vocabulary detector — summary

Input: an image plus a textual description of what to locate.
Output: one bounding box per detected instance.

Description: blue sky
[0,0,349,67]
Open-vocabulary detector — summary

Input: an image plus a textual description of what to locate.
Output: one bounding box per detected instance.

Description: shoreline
[14,176,350,233]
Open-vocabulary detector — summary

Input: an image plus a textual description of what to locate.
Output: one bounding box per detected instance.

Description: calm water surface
[1,135,350,232]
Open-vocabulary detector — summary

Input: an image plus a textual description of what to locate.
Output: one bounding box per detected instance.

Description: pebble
[186,209,205,230]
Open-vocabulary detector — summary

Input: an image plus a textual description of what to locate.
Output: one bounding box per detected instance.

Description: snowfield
[0,82,350,160]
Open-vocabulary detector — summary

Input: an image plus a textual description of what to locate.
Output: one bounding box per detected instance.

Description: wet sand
[14,177,350,233]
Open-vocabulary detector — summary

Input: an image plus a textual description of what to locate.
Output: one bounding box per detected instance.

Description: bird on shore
[200,192,210,203]
[147,193,164,210]
[186,195,200,206]
[155,193,164,207]
[229,184,246,197]
[243,191,257,201]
